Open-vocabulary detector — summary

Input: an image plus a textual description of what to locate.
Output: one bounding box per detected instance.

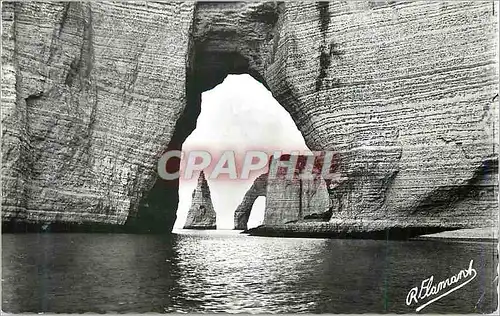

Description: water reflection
[2,231,497,313]
[311,239,498,313]
[170,230,331,313]
[2,234,181,313]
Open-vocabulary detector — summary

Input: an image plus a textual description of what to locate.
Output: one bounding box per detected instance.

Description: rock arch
[235,154,333,230]
[234,173,268,230]
[2,2,497,235]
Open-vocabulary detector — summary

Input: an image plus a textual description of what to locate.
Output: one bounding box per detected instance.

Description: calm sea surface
[2,230,498,313]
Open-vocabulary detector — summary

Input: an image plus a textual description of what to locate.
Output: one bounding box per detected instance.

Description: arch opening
[173,74,311,230]
[247,196,266,230]
[124,2,298,233]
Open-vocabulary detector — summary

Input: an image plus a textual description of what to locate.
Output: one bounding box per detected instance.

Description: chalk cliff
[183,172,216,230]
[2,2,498,235]
[263,154,331,226]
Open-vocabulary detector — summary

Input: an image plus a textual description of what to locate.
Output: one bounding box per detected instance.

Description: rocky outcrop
[233,173,268,230]
[234,154,331,230]
[248,157,499,238]
[183,172,216,230]
[2,2,498,235]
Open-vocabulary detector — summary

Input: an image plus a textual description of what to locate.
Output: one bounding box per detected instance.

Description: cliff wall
[2,2,196,232]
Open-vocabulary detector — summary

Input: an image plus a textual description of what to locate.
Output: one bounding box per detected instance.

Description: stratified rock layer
[2,2,197,232]
[2,2,498,234]
[183,172,216,230]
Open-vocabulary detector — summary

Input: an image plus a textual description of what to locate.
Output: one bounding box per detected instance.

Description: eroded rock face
[2,2,197,232]
[264,155,331,226]
[183,172,216,230]
[2,1,498,234]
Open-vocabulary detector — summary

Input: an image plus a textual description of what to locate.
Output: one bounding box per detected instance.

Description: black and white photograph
[1,1,499,314]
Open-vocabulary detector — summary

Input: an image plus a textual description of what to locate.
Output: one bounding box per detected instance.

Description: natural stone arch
[133,2,320,233]
[128,1,499,235]
[2,2,497,235]
[234,153,334,231]
[234,173,268,230]
[128,2,291,232]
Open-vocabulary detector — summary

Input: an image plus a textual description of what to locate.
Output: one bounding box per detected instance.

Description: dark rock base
[2,220,170,234]
[244,224,461,240]
[182,226,217,230]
